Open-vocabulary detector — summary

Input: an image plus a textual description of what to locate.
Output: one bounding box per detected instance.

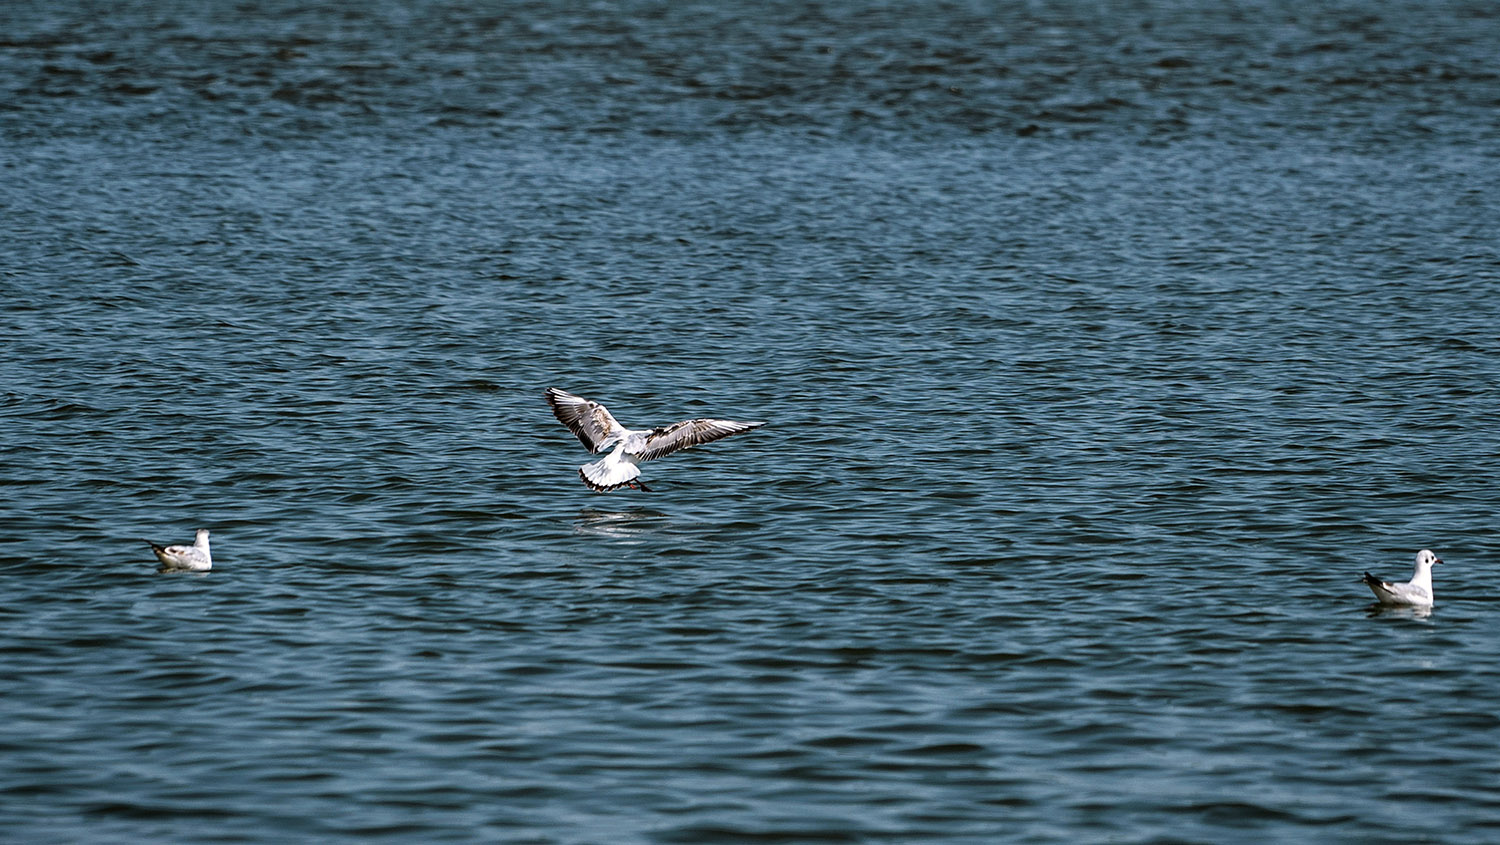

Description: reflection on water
[573,508,672,542]
[1366,603,1434,621]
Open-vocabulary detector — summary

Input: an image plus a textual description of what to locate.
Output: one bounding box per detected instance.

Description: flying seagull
[143,529,213,571]
[545,387,765,492]
[1362,549,1441,606]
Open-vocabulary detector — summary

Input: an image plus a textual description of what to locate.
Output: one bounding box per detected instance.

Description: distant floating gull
[545,387,765,492]
[1362,549,1440,606]
[143,529,213,571]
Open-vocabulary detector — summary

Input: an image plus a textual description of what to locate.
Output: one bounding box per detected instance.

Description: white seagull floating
[1362,549,1441,606]
[546,387,765,492]
[143,529,213,571]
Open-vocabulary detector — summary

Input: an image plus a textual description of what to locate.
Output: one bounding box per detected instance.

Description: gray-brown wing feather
[633,418,765,462]
[546,388,624,453]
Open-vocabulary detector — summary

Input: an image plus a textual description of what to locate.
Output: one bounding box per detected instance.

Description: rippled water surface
[4,1,1500,842]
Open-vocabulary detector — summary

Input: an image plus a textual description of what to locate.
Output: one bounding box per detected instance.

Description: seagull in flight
[545,387,765,492]
[143,529,213,571]
[1362,549,1441,606]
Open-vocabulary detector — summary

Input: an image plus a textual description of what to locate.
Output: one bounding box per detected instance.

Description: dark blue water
[4,1,1500,841]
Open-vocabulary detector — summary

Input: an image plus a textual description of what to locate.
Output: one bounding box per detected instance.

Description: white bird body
[145,529,212,571]
[545,388,765,492]
[1362,549,1440,606]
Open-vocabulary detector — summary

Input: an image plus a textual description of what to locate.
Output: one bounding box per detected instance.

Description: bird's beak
[1435,557,1443,566]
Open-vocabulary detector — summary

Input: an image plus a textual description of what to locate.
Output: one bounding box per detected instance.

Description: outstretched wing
[546,388,625,453]
[633,418,765,462]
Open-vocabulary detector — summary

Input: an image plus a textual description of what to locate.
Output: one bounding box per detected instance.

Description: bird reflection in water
[573,508,672,542]
[1365,603,1433,621]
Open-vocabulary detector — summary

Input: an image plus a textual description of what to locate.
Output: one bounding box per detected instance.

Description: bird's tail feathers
[579,453,642,492]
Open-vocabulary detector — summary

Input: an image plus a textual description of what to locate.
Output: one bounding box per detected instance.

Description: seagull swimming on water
[1362,549,1441,606]
[143,529,212,571]
[545,387,765,492]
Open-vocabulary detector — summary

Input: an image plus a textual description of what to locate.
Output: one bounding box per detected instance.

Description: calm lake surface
[4,1,1500,842]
